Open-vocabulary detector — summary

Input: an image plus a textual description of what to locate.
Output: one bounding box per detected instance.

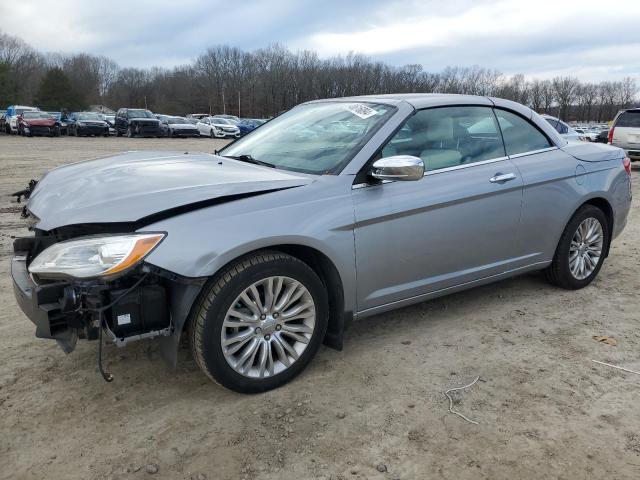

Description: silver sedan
[12,94,632,392]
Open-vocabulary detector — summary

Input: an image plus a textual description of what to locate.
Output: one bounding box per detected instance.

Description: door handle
[489,172,517,183]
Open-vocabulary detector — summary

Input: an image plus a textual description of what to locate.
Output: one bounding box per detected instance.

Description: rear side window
[544,118,560,132]
[381,106,506,172]
[616,111,640,128]
[495,110,552,156]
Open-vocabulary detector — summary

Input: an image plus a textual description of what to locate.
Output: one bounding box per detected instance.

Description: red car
[17,111,61,137]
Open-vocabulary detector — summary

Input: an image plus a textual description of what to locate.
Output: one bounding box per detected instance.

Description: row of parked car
[541,110,640,162]
[0,105,267,139]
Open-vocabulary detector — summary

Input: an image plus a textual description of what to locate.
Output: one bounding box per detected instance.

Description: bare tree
[1,29,638,120]
[552,76,579,120]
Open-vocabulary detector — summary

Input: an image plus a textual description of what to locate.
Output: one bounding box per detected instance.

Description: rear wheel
[545,205,609,289]
[189,251,328,393]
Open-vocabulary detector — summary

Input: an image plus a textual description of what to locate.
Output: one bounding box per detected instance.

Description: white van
[610,108,640,162]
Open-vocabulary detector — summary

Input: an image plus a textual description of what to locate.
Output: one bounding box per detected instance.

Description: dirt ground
[1,135,639,480]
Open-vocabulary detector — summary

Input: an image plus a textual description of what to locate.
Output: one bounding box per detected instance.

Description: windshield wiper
[222,154,276,168]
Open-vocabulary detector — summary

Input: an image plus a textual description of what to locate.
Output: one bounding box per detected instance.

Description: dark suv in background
[115,108,163,137]
[609,108,640,162]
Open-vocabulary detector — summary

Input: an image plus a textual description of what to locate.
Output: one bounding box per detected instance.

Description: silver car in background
[11,94,632,393]
[541,114,585,142]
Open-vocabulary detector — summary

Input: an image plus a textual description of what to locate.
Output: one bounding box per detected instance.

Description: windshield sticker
[345,103,377,119]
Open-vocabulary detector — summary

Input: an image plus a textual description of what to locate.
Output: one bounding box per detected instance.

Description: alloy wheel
[221,276,316,378]
[569,217,603,280]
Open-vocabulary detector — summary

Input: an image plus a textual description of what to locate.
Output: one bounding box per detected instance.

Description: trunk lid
[561,142,625,162]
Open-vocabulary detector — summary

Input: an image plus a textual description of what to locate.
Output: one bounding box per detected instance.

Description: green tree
[33,67,85,111]
[0,61,17,107]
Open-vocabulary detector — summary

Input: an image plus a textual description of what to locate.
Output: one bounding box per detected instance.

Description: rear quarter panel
[512,147,629,265]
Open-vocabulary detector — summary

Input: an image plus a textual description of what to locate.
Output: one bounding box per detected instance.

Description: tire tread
[188,251,307,387]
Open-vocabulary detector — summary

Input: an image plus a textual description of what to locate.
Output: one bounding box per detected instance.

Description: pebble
[192,474,207,480]
[336,412,346,419]
[376,463,388,472]
[401,340,412,345]
[145,463,159,474]
[408,403,415,408]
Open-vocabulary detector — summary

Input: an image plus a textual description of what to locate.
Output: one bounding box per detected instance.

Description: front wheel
[189,251,328,393]
[545,205,609,289]
[126,127,134,138]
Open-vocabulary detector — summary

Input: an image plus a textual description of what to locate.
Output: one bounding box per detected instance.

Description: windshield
[168,117,188,124]
[16,108,36,115]
[212,117,231,125]
[127,109,154,118]
[221,102,395,174]
[23,111,51,119]
[78,113,103,121]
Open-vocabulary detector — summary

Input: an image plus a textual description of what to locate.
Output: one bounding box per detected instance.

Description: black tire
[116,129,122,137]
[126,126,134,138]
[545,204,609,290]
[209,129,215,139]
[53,127,60,137]
[189,251,328,393]
[73,126,80,137]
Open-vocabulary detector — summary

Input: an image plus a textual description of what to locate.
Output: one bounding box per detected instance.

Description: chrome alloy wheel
[221,276,316,378]
[569,217,604,280]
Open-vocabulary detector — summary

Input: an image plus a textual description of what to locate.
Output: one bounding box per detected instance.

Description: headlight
[29,233,165,280]
[77,122,85,127]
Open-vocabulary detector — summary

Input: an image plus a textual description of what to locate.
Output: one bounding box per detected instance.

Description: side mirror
[370,155,424,181]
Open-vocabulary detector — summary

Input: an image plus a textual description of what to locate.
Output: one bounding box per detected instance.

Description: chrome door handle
[489,172,517,183]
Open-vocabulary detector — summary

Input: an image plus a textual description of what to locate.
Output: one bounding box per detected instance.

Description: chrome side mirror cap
[370,155,424,181]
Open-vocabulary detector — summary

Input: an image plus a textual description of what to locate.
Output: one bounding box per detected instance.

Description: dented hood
[27,150,312,231]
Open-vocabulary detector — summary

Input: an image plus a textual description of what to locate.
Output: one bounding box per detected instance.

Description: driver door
[352,106,524,312]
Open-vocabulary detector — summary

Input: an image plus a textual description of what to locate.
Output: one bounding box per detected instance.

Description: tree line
[1,31,637,121]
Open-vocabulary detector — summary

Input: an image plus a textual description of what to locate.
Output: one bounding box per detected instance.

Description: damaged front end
[11,225,205,381]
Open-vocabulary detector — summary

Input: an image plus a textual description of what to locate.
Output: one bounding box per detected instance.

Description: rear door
[352,106,524,312]
[494,108,577,265]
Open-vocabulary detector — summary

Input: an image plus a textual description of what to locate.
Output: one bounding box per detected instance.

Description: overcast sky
[2,0,639,81]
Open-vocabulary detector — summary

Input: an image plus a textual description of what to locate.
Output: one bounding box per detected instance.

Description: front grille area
[80,126,107,134]
[29,126,52,135]
[173,129,199,136]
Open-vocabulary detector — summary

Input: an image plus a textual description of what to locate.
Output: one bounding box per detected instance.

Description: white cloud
[1,0,639,81]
